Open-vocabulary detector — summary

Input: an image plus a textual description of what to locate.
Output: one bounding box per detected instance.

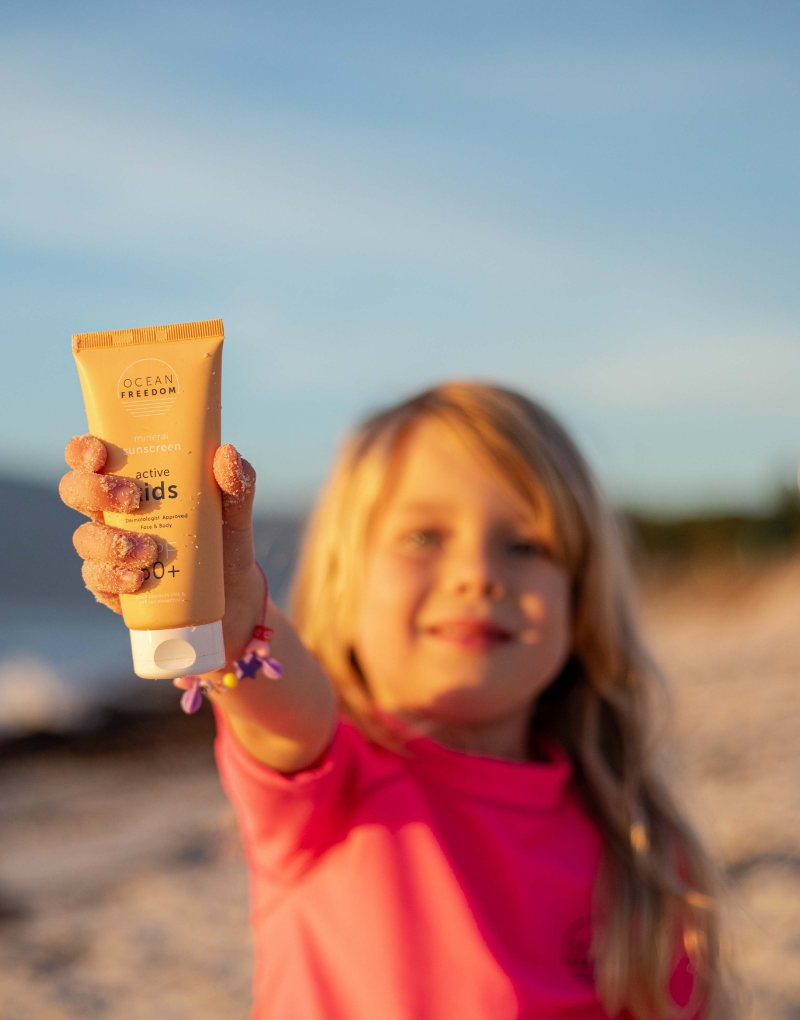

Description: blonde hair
[291,382,733,1019]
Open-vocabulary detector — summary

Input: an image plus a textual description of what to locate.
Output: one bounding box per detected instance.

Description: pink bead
[245,639,271,658]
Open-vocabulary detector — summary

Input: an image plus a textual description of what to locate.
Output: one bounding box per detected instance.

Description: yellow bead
[223,672,239,689]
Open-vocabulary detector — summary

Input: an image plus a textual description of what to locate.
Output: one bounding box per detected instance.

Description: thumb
[213,444,256,532]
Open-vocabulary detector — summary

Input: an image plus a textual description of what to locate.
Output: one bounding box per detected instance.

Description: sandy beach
[0,556,798,1020]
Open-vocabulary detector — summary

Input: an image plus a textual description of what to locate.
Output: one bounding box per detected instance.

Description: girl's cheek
[369,551,431,612]
[520,564,571,645]
[358,553,430,658]
[355,555,431,700]
[520,591,547,624]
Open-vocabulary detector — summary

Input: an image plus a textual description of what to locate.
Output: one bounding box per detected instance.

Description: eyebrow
[390,499,542,532]
[391,500,457,514]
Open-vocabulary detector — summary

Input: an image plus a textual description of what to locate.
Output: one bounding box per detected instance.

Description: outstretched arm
[60,437,337,773]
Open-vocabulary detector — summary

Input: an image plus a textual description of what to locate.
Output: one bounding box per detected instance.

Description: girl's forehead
[396,418,477,471]
[381,418,545,524]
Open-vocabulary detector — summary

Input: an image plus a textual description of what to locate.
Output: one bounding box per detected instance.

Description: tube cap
[129,621,225,680]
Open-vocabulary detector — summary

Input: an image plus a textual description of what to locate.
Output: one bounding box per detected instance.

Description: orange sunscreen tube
[72,319,226,679]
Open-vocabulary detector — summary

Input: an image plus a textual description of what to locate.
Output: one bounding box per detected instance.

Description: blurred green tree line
[625,487,800,565]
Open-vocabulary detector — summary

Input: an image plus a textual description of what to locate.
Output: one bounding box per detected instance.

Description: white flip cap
[129,620,225,679]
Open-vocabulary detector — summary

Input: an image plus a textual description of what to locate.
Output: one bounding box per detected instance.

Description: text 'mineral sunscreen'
[72,319,226,679]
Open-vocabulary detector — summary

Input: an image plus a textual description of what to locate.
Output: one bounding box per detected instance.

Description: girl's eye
[405,529,442,549]
[508,539,543,557]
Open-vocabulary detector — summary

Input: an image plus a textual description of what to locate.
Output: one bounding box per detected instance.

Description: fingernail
[108,480,140,509]
[132,534,155,555]
[121,569,141,586]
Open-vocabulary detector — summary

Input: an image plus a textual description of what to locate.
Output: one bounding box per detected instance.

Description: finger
[82,560,144,595]
[65,435,107,473]
[213,443,252,498]
[73,521,158,568]
[59,471,140,516]
[92,592,122,614]
[213,444,256,531]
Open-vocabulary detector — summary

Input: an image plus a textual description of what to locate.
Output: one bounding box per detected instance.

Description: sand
[0,556,798,1019]
[641,554,800,1019]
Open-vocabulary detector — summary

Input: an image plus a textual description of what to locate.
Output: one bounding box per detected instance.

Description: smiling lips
[424,619,515,651]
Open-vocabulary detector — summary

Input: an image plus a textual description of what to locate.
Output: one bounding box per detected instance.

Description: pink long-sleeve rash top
[214,710,696,1020]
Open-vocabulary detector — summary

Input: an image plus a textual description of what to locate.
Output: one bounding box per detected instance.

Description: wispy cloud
[549,329,800,412]
[401,45,799,117]
[0,49,694,304]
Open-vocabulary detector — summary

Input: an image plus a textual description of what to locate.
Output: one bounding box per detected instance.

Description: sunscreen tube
[72,319,226,679]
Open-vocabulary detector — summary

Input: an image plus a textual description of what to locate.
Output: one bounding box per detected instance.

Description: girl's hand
[59,435,264,663]
[59,435,337,770]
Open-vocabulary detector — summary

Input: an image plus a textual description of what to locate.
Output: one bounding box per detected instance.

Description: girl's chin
[388,678,517,719]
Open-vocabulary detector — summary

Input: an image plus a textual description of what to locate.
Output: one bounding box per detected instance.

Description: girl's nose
[447,547,505,600]
[484,579,505,600]
[453,574,505,600]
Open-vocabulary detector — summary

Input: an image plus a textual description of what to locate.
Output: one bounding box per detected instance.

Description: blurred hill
[0,477,88,607]
[626,488,800,570]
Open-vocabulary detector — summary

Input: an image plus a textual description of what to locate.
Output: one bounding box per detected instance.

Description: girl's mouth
[424,619,515,651]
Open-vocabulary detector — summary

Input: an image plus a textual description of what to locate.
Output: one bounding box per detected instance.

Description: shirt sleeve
[214,706,363,885]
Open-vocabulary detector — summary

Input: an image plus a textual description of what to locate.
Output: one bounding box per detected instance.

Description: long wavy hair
[291,382,734,1018]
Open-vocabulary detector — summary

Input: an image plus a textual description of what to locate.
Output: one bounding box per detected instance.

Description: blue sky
[2,1,799,513]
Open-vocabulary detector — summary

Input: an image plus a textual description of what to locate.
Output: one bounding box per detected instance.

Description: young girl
[61,383,733,1019]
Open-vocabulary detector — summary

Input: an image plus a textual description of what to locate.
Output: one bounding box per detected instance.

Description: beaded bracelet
[175,565,282,714]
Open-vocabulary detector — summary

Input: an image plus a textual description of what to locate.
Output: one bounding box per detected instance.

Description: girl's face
[353,419,571,740]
